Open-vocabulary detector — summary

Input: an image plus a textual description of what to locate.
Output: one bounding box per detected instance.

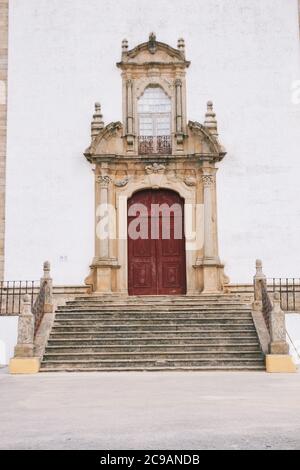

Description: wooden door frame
[115,178,197,296]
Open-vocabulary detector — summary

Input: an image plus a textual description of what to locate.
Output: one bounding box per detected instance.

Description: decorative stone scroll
[184,176,196,187]
[145,163,166,175]
[114,177,129,188]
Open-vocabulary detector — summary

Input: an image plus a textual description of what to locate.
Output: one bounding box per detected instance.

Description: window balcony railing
[138,135,172,155]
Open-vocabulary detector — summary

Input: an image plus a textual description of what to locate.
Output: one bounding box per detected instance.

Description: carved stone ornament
[114,176,129,187]
[184,176,196,187]
[96,175,111,187]
[145,163,166,175]
[201,175,215,187]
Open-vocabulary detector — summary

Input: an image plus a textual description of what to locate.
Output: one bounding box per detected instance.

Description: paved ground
[0,368,300,450]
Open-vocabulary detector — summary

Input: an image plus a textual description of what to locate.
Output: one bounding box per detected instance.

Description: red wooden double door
[128,189,187,295]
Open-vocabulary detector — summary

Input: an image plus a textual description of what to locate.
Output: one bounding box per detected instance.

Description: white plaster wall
[5,0,300,284]
[0,317,18,365]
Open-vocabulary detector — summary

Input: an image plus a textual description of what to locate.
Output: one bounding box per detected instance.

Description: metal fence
[138,135,172,155]
[267,278,300,311]
[0,281,38,315]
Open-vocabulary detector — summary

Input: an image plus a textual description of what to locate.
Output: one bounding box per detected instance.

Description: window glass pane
[138,86,171,136]
[138,87,171,112]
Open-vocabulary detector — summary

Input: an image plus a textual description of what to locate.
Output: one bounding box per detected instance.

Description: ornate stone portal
[84,34,229,295]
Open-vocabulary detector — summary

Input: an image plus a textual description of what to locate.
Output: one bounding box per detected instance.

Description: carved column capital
[201,174,215,187]
[96,175,111,188]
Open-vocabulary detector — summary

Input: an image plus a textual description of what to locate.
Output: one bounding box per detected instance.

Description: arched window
[138,86,172,155]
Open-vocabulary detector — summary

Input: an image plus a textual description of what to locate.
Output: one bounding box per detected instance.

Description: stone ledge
[9,357,40,375]
[266,355,297,373]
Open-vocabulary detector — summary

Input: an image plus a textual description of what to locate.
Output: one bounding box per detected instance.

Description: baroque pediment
[85,121,123,158]
[117,35,190,69]
[188,121,226,160]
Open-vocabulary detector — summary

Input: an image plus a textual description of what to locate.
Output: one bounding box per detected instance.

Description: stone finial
[254,259,266,301]
[204,101,218,137]
[177,38,185,54]
[43,260,51,279]
[122,38,128,52]
[255,258,266,280]
[149,32,156,42]
[91,102,104,140]
[148,32,157,54]
[255,259,265,278]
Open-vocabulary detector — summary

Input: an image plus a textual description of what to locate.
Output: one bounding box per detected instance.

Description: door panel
[128,189,186,295]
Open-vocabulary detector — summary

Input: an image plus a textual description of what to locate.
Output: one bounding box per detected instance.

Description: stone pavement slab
[0,369,299,450]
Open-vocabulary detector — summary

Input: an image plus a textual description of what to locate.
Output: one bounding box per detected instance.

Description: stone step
[55,312,252,320]
[45,344,261,354]
[40,357,265,369]
[48,337,259,346]
[52,320,253,334]
[42,293,263,372]
[57,305,252,312]
[73,295,251,301]
[51,326,257,338]
[40,365,265,372]
[69,302,253,306]
[43,351,263,361]
[66,297,253,308]
[53,319,254,327]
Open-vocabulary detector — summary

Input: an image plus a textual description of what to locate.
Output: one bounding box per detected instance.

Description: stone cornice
[85,154,220,165]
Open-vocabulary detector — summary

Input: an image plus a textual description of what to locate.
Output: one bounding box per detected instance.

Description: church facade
[84,34,229,296]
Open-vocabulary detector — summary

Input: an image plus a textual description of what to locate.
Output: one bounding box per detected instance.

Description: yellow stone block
[9,357,40,374]
[266,355,297,373]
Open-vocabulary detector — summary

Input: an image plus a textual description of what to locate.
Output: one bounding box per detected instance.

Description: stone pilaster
[269,293,289,355]
[9,293,40,374]
[195,169,228,293]
[97,175,111,259]
[0,0,8,280]
[86,173,119,292]
[175,79,183,135]
[125,79,134,149]
[202,172,216,261]
[14,295,35,358]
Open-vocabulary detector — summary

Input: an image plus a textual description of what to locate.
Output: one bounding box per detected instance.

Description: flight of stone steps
[40,294,265,372]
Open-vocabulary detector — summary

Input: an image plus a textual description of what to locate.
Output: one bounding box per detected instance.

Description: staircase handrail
[253,260,289,355]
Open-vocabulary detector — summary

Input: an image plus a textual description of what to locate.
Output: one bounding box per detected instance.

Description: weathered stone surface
[84,35,228,294]
[14,295,34,357]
